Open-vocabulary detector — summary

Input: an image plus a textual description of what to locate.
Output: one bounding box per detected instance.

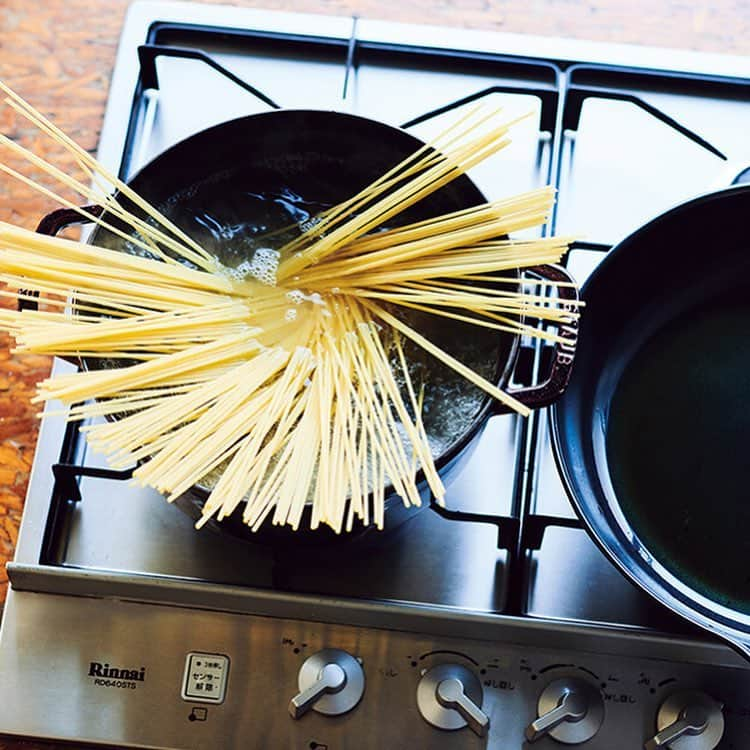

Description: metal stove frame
[7,0,750,683]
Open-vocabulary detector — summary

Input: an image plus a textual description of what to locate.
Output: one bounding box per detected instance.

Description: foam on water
[245,247,280,285]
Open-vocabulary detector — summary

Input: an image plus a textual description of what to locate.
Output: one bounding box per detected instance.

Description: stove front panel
[0,590,748,750]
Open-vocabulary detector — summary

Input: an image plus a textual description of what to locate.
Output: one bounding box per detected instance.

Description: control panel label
[182,653,230,704]
[87,661,146,691]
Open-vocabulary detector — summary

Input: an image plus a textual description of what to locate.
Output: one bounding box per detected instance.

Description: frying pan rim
[549,182,750,657]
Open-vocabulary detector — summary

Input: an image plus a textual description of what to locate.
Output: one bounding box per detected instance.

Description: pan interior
[605,285,750,613]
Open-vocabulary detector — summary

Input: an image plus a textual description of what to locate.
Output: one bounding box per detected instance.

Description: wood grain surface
[0,0,747,748]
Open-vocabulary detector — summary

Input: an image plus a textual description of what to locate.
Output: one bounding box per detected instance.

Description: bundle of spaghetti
[35,330,264,404]
[6,301,254,357]
[192,303,440,532]
[0,222,248,319]
[0,80,582,532]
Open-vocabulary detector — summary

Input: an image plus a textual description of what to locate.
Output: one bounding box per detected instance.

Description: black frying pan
[552,184,750,658]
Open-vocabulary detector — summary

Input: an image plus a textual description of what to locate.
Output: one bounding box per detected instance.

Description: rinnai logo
[88,662,146,690]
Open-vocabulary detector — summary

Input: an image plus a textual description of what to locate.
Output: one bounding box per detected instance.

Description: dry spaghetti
[0,84,580,532]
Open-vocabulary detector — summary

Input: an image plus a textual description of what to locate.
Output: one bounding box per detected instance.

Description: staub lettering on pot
[88,663,146,682]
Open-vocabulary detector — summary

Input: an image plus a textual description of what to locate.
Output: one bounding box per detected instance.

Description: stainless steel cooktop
[1,3,750,748]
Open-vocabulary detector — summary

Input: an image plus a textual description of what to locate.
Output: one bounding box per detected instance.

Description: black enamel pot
[552,184,750,658]
[35,109,578,545]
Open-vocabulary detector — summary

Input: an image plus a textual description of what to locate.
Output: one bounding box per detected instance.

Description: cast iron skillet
[35,109,578,545]
[552,184,750,658]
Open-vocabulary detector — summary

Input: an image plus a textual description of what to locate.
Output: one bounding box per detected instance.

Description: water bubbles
[285,289,330,310]
[299,216,322,233]
[285,308,298,322]
[235,259,253,275]
[247,247,280,286]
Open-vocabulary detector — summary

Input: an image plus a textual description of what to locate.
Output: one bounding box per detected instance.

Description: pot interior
[87,110,516,489]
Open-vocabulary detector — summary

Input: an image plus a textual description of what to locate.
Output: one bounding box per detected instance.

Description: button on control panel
[181,652,230,704]
[416,663,489,737]
[289,648,365,718]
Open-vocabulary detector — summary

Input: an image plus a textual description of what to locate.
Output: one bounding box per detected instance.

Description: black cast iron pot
[552,184,750,659]
[35,109,578,545]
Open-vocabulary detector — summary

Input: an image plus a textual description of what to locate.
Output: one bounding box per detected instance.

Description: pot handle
[22,206,105,370]
[21,206,104,312]
[492,263,579,415]
[35,205,103,237]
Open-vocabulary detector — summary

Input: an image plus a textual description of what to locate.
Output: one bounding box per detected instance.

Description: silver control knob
[645,691,724,750]
[416,663,489,737]
[526,677,605,744]
[288,648,365,719]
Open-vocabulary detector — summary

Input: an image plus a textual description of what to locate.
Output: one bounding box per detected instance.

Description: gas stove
[1,2,750,748]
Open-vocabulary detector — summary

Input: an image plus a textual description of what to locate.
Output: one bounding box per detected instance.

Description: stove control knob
[526,677,604,744]
[645,691,724,750]
[416,663,489,737]
[288,648,365,719]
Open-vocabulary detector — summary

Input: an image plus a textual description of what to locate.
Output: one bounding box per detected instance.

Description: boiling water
[91,168,502,491]
[606,292,750,612]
